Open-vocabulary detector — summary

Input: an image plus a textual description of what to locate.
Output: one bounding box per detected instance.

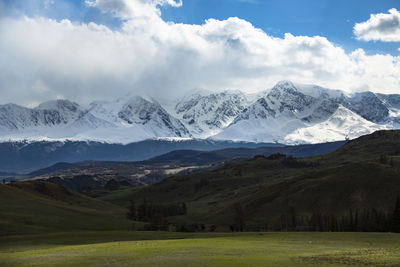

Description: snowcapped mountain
[0,100,96,131]
[0,100,78,132]
[284,105,387,144]
[0,81,398,144]
[86,96,191,142]
[345,92,389,123]
[172,91,249,137]
[377,93,400,109]
[0,97,190,143]
[214,81,398,144]
[0,100,113,140]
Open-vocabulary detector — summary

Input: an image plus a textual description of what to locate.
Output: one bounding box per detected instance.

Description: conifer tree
[392,197,400,233]
[126,200,137,221]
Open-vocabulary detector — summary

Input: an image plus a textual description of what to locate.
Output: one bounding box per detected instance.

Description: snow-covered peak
[233,98,276,124]
[1,103,25,109]
[292,83,345,100]
[215,80,396,144]
[266,81,316,118]
[377,93,400,110]
[345,92,389,123]
[89,95,192,139]
[285,105,388,144]
[0,103,33,131]
[180,88,215,98]
[0,81,399,144]
[88,97,126,123]
[331,104,361,119]
[118,96,162,125]
[35,99,80,112]
[274,80,296,90]
[174,90,249,137]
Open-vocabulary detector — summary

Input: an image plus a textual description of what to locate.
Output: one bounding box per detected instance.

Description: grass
[1,232,400,266]
[0,182,131,234]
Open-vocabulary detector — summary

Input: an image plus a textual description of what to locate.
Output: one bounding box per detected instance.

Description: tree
[380,154,388,164]
[137,198,148,221]
[181,202,187,215]
[151,213,167,231]
[289,206,297,231]
[392,197,400,233]
[209,225,216,232]
[349,209,355,232]
[310,211,322,231]
[233,203,245,232]
[126,200,137,221]
[354,209,359,232]
[330,215,339,232]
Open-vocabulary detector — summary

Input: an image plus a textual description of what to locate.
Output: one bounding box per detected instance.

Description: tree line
[127,199,189,231]
[126,197,400,233]
[230,197,400,233]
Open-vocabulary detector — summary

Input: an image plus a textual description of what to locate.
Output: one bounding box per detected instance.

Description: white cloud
[0,0,400,107]
[354,8,400,42]
[85,0,182,21]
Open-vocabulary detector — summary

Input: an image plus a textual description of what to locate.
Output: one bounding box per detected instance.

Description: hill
[143,140,346,165]
[2,130,399,234]
[0,139,278,173]
[99,130,400,231]
[0,181,131,235]
[25,140,345,190]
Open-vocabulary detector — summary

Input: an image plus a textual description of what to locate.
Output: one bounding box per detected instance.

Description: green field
[1,232,400,266]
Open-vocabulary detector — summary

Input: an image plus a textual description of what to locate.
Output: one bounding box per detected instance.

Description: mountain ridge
[0,81,398,144]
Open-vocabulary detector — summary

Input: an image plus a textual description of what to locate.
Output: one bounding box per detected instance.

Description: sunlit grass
[1,232,400,266]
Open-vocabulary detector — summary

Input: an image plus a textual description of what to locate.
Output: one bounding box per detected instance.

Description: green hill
[2,130,399,234]
[100,130,400,231]
[0,181,131,235]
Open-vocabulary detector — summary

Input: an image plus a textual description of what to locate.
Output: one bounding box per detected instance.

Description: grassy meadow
[1,232,400,266]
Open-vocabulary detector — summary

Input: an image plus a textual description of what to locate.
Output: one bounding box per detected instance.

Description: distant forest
[127,197,400,233]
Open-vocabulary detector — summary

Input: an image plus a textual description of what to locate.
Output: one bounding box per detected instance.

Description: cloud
[354,8,400,42]
[0,0,399,107]
[85,0,182,20]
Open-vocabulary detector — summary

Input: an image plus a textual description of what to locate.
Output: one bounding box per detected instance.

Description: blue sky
[162,0,400,55]
[2,0,400,55]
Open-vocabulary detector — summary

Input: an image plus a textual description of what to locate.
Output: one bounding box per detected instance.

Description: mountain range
[0,81,399,144]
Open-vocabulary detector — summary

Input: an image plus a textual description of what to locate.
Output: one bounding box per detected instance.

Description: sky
[0,0,400,106]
